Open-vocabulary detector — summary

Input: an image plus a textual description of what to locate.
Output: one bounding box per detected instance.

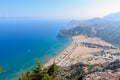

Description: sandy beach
[45,35,120,67]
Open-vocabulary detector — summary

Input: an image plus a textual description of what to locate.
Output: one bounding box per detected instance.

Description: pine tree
[32,60,52,80]
[48,63,58,79]
[19,60,60,80]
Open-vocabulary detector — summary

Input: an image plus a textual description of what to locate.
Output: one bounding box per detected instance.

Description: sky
[0,0,120,20]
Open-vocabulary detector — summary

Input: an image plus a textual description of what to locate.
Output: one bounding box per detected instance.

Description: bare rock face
[83,70,120,80]
[83,60,120,80]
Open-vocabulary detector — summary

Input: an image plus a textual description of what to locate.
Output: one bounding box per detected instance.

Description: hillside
[57,12,120,46]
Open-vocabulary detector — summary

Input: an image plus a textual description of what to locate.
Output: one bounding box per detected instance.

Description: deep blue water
[0,20,72,80]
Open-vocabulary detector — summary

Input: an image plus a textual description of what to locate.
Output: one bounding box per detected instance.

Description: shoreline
[45,35,120,67]
[44,36,75,67]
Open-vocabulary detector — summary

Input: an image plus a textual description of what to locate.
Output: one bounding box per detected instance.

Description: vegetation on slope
[19,61,110,80]
[19,60,61,80]
[57,17,120,46]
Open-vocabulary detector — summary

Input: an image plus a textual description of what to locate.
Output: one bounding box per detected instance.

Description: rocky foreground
[83,59,120,80]
[83,70,120,80]
[58,59,120,80]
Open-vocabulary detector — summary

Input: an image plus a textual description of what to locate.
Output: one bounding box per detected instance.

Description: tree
[48,63,58,79]
[19,60,60,80]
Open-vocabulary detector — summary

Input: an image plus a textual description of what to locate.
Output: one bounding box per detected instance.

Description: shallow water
[0,20,72,80]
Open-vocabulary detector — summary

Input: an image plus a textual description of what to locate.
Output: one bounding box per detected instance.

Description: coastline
[45,35,120,67]
[44,36,74,67]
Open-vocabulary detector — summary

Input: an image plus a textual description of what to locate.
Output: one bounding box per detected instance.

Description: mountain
[57,12,120,46]
[70,12,120,25]
[69,17,103,27]
[103,12,120,21]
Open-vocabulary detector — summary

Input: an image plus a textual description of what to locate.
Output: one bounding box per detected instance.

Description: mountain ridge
[57,12,120,46]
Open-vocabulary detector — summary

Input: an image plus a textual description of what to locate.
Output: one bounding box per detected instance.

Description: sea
[0,20,72,80]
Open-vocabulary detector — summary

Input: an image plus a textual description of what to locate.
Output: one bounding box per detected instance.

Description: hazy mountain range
[57,12,120,46]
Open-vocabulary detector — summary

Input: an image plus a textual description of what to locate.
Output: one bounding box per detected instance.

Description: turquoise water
[0,20,72,80]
